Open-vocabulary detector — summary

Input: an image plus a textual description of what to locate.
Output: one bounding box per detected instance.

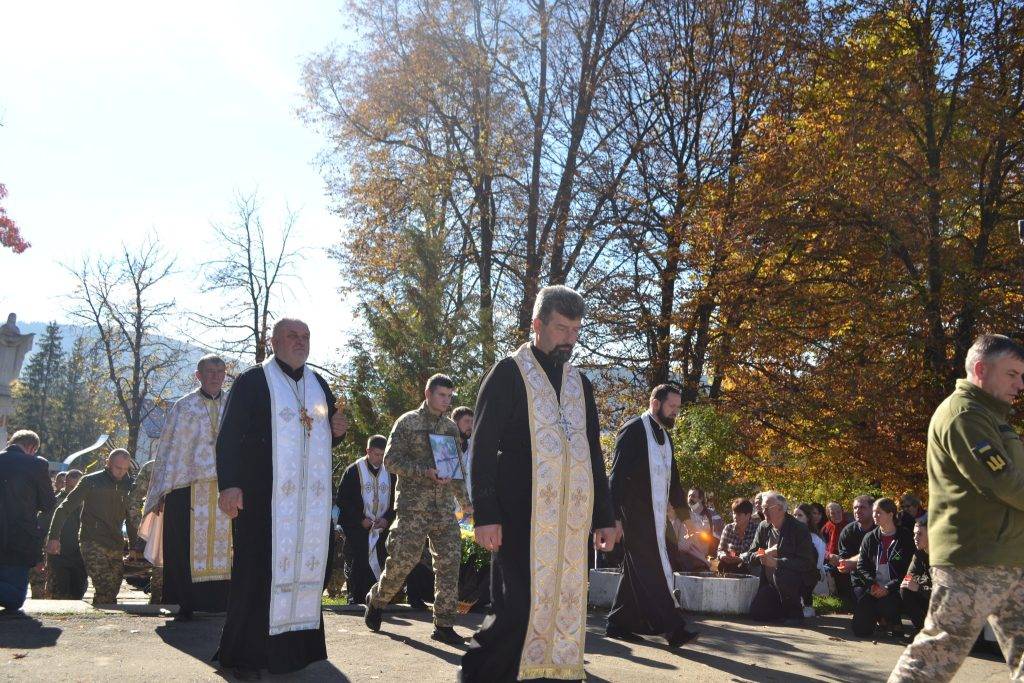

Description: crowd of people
[0,288,1022,683]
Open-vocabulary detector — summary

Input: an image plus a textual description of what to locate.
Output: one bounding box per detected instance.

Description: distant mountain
[18,320,211,384]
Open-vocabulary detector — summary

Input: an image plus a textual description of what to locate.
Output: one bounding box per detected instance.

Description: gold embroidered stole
[190,396,233,582]
[512,344,594,681]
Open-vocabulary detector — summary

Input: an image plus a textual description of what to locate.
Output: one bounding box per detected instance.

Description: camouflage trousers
[889,565,1024,682]
[80,539,125,606]
[368,512,461,627]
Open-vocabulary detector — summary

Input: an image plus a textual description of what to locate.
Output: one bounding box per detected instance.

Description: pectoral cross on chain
[557,409,573,442]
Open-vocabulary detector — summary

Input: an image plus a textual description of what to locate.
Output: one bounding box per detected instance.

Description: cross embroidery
[557,410,573,441]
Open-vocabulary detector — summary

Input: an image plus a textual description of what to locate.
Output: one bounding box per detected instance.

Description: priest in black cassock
[461,285,618,683]
[605,384,699,646]
[336,434,395,605]
[214,319,347,680]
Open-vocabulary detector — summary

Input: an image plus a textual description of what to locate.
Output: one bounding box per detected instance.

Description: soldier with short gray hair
[889,334,1024,682]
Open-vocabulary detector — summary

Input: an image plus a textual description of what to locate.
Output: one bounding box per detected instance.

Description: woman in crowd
[794,504,827,616]
[851,498,914,637]
[717,498,759,574]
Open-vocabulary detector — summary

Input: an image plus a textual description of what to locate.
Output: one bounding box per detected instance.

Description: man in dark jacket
[0,430,55,614]
[741,491,818,624]
[45,469,87,599]
[900,516,931,632]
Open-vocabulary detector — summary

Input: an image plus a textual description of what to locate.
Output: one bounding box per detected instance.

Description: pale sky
[0,1,357,363]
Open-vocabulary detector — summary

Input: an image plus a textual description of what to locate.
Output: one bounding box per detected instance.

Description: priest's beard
[655,407,676,429]
[549,344,574,365]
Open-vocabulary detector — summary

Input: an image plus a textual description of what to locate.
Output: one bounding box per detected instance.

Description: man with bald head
[214,318,348,679]
[46,449,137,606]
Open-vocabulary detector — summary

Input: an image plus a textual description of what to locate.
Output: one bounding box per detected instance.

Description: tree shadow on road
[0,615,61,649]
[154,618,352,681]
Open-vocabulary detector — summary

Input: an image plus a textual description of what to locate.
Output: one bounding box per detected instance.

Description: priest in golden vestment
[461,286,618,682]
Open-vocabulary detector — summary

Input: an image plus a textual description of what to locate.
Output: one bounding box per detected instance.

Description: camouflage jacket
[384,402,470,515]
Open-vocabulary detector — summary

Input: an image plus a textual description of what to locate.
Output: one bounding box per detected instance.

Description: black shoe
[364,593,382,632]
[666,626,699,648]
[431,626,468,645]
[232,667,262,681]
[605,624,644,643]
[408,598,428,610]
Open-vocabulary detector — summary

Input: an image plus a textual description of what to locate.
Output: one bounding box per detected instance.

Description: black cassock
[336,460,395,603]
[214,359,341,674]
[162,486,229,612]
[461,345,615,683]
[606,415,687,635]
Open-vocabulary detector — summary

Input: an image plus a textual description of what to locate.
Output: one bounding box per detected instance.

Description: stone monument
[0,313,35,445]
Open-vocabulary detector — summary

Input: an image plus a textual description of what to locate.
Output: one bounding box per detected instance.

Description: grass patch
[812,594,845,615]
[322,595,349,607]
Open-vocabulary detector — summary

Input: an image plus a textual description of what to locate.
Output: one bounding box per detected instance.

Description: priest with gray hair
[142,353,232,620]
[740,491,819,624]
[214,319,348,679]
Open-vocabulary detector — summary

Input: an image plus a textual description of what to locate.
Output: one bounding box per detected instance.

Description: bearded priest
[214,319,347,680]
[461,285,617,682]
[605,383,699,647]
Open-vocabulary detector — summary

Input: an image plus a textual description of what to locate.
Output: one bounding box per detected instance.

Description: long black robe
[461,345,615,683]
[606,415,687,635]
[214,360,342,674]
[336,460,395,603]
[162,486,229,612]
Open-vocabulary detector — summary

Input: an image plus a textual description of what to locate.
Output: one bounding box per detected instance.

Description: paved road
[0,604,1008,682]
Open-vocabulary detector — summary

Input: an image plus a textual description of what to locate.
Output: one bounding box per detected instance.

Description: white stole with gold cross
[355,456,390,579]
[512,344,594,681]
[263,357,332,635]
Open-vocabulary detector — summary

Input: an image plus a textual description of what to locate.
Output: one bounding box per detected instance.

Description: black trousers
[900,586,929,629]
[48,558,87,600]
[851,586,903,636]
[750,568,805,622]
[833,570,855,611]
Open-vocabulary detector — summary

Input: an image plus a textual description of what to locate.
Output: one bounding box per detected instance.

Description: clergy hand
[218,487,244,518]
[45,539,61,555]
[373,517,388,530]
[761,553,778,568]
[361,518,373,530]
[475,524,502,552]
[154,495,165,516]
[331,412,348,437]
[593,527,617,552]
[614,520,624,542]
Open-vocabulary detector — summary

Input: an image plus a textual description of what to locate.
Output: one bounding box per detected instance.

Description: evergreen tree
[13,321,64,455]
[50,336,118,461]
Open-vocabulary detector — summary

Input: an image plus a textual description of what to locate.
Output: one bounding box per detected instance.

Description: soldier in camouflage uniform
[128,459,162,604]
[46,449,137,606]
[45,469,88,599]
[364,374,471,645]
[890,335,1024,682]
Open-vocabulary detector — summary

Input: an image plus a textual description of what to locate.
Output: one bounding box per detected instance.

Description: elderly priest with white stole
[461,285,618,683]
[213,319,348,680]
